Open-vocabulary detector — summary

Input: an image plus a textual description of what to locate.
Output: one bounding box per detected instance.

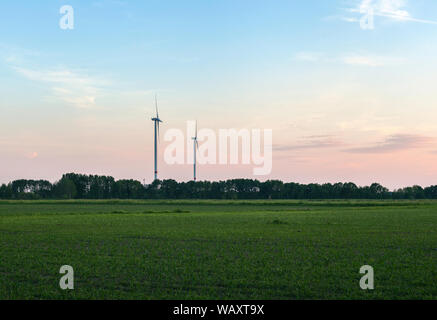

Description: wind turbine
[151,95,163,181]
[192,121,199,181]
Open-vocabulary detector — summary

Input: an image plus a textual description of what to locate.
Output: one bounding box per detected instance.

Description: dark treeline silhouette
[1,173,437,200]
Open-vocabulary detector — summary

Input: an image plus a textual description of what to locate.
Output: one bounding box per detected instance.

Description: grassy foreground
[0,200,436,300]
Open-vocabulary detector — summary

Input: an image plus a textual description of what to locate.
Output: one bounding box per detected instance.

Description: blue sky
[2,0,437,188]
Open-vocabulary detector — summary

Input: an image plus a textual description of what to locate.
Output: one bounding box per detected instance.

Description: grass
[0,200,436,300]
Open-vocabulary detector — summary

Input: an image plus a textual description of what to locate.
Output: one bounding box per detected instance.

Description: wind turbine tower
[192,121,199,181]
[151,95,163,181]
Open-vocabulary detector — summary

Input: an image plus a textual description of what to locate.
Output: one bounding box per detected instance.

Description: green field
[1,200,436,300]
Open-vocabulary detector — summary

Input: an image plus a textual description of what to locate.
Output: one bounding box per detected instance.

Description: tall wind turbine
[151,95,163,181]
[192,121,199,181]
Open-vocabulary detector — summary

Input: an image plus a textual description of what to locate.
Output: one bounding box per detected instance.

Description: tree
[63,173,90,198]
[424,185,437,199]
[369,183,389,199]
[4,172,437,200]
[54,178,77,199]
[161,180,179,198]
[342,182,358,199]
[114,180,144,199]
[260,180,284,199]
[0,184,13,199]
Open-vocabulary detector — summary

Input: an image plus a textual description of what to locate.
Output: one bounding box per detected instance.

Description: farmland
[0,200,436,299]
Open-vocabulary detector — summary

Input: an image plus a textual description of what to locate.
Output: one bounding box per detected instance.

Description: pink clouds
[343,134,435,154]
[26,152,39,159]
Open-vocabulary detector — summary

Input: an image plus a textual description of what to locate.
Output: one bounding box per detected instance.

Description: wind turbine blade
[157,122,160,143]
[155,94,159,118]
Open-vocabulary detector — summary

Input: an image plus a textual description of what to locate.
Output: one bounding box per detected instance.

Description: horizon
[2,0,437,189]
[2,171,436,192]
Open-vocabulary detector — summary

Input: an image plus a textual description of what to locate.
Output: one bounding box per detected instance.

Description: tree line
[1,173,437,200]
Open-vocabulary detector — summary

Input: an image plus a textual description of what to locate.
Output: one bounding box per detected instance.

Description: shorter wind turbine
[192,121,199,181]
[151,95,163,181]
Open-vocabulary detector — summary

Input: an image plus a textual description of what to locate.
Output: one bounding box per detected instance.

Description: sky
[1,0,437,189]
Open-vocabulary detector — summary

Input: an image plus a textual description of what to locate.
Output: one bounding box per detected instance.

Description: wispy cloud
[295,51,404,67]
[343,134,434,153]
[357,0,410,20]
[0,43,40,65]
[12,66,109,109]
[1,44,109,109]
[345,0,437,27]
[274,135,344,151]
[2,44,158,110]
